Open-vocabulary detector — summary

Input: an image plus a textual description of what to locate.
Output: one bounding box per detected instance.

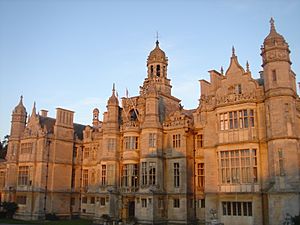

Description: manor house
[0,19,299,225]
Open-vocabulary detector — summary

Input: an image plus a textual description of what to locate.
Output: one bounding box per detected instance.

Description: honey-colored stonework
[0,19,299,225]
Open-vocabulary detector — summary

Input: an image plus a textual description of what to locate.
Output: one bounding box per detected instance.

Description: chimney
[41,110,48,117]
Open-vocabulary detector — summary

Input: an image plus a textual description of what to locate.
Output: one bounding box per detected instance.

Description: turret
[261,19,300,225]
[261,18,296,94]
[106,84,119,128]
[143,40,172,96]
[10,96,27,138]
[147,40,168,79]
[92,108,100,127]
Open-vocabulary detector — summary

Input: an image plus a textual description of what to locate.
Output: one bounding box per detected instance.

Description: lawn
[0,218,93,225]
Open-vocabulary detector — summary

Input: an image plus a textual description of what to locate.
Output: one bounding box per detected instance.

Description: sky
[1,0,300,140]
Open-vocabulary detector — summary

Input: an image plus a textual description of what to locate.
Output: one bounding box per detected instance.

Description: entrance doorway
[128,201,135,219]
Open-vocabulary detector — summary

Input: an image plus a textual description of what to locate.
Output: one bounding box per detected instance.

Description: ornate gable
[200,50,264,109]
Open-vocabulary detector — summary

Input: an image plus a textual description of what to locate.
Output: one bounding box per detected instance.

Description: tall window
[156,65,161,77]
[196,134,203,149]
[222,201,252,216]
[71,169,75,188]
[90,170,95,184]
[149,162,156,185]
[220,113,228,131]
[83,147,90,159]
[107,164,114,185]
[220,109,255,131]
[141,162,147,186]
[91,148,96,160]
[197,163,205,188]
[149,133,157,148]
[173,198,180,208]
[150,65,154,76]
[122,164,138,188]
[124,136,139,150]
[82,169,88,188]
[174,163,180,187]
[101,165,107,186]
[272,70,277,81]
[235,84,242,94]
[0,171,5,188]
[219,149,257,184]
[142,198,147,208]
[172,134,181,148]
[278,149,285,176]
[107,138,116,151]
[20,142,33,154]
[18,166,29,186]
[229,111,238,129]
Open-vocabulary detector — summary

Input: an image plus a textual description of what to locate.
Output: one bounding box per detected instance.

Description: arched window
[156,65,160,77]
[150,65,154,76]
[129,109,138,121]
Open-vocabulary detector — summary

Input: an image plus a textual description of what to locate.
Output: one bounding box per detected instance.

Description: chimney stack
[40,110,48,117]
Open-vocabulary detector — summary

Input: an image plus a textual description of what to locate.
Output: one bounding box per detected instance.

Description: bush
[101,214,111,221]
[1,202,18,219]
[45,213,59,220]
[292,215,300,225]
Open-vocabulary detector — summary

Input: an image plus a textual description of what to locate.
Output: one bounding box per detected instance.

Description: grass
[0,218,93,225]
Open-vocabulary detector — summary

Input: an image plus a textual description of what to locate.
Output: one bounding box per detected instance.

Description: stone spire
[246,61,250,72]
[264,17,286,46]
[261,17,291,66]
[232,46,236,57]
[108,83,119,105]
[31,101,37,116]
[11,96,27,137]
[13,95,26,114]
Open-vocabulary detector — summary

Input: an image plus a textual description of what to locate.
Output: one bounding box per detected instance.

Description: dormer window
[156,65,160,77]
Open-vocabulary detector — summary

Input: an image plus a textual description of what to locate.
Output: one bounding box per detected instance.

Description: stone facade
[0,19,299,225]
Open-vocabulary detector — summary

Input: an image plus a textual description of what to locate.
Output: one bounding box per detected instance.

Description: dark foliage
[45,213,59,220]
[0,135,9,159]
[0,201,18,218]
[292,215,300,225]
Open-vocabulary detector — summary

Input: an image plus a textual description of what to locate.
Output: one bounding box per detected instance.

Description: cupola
[147,40,168,79]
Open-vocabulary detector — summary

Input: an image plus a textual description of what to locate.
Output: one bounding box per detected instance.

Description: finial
[246,61,250,72]
[232,46,236,56]
[32,101,36,115]
[220,66,224,75]
[112,83,115,95]
[19,95,24,105]
[270,17,275,31]
[155,31,159,46]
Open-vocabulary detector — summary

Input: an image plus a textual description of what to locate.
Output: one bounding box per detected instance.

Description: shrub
[1,201,18,219]
[45,213,59,220]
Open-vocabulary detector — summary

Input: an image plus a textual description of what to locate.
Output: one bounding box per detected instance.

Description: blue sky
[1,0,300,139]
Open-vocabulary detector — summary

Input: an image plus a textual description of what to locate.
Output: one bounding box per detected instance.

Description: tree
[0,135,9,159]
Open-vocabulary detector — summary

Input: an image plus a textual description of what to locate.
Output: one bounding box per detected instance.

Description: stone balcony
[121,121,140,132]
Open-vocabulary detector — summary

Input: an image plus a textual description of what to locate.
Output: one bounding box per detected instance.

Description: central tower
[144,40,172,96]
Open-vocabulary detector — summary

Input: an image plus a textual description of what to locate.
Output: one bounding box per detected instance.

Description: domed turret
[261,18,291,67]
[147,40,168,79]
[10,96,27,138]
[147,41,168,65]
[13,95,26,115]
[264,17,286,47]
[108,83,119,106]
